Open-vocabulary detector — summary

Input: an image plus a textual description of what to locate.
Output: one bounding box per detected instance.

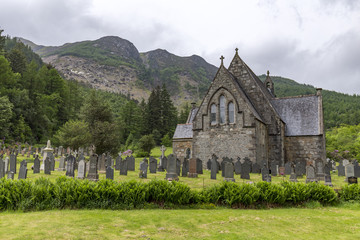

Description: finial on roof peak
[267,70,270,76]
[235,48,238,54]
[220,55,224,66]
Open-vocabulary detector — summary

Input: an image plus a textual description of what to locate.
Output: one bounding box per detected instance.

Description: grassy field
[4,146,350,190]
[1,203,360,239]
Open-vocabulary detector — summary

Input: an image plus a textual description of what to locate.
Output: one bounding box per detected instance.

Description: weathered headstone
[224,162,235,182]
[120,158,128,175]
[324,161,331,176]
[127,155,135,171]
[7,171,14,179]
[48,152,55,171]
[221,157,231,177]
[4,157,9,173]
[165,154,178,181]
[270,162,278,176]
[9,153,16,174]
[188,157,198,178]
[182,158,189,177]
[149,156,157,174]
[284,162,292,175]
[207,159,211,170]
[234,157,241,175]
[98,154,106,173]
[106,153,112,168]
[196,158,203,174]
[295,161,304,178]
[241,160,251,180]
[115,155,121,171]
[211,158,217,180]
[176,158,181,176]
[87,154,99,181]
[324,174,333,186]
[306,165,317,183]
[77,160,86,179]
[289,162,297,182]
[33,155,40,173]
[139,159,148,178]
[0,159,5,178]
[337,160,345,176]
[58,156,66,171]
[158,156,167,172]
[44,157,51,175]
[66,155,76,177]
[18,160,28,179]
[261,163,271,182]
[345,163,355,180]
[316,161,325,181]
[252,162,261,174]
[106,166,114,180]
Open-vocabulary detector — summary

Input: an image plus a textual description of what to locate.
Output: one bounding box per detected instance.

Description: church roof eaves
[173,123,193,139]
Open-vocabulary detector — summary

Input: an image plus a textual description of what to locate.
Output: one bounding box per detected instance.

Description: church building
[173,49,326,167]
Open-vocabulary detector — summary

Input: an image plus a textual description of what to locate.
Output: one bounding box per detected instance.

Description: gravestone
[188,157,198,178]
[139,159,148,178]
[48,152,55,171]
[343,159,350,166]
[66,155,76,177]
[0,159,5,178]
[106,166,114,180]
[4,157,9,173]
[98,154,106,173]
[196,158,203,174]
[58,156,66,171]
[7,171,14,179]
[182,158,189,177]
[345,163,355,180]
[120,158,128,175]
[306,165,317,183]
[106,153,112,168]
[211,154,220,172]
[221,157,231,177]
[316,161,325,181]
[18,160,28,179]
[149,156,157,174]
[158,156,167,172]
[295,161,304,178]
[10,153,16,174]
[241,160,251,180]
[234,157,241,175]
[324,161,331,176]
[77,160,86,179]
[337,160,345,176]
[211,158,217,180]
[44,157,51,175]
[252,162,261,174]
[127,155,135,171]
[176,158,181,176]
[324,174,333,187]
[285,162,291,175]
[261,163,271,182]
[289,162,298,182]
[165,154,178,181]
[270,162,278,176]
[33,155,40,174]
[207,159,211,170]
[115,155,121,171]
[87,154,99,181]
[224,162,235,182]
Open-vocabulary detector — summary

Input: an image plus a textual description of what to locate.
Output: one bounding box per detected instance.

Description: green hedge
[0,177,350,211]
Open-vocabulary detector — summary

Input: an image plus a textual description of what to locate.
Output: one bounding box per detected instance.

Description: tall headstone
[224,162,235,182]
[165,154,178,181]
[210,158,217,180]
[149,156,157,174]
[337,160,345,176]
[196,158,203,174]
[115,155,121,171]
[188,157,198,178]
[241,159,251,180]
[207,159,211,170]
[42,140,53,169]
[48,152,55,171]
[289,162,297,182]
[234,157,241,175]
[31,154,39,174]
[9,153,16,174]
[87,154,99,181]
[98,154,106,173]
[120,158,128,175]
[261,163,271,182]
[270,162,278,176]
[139,159,148,179]
[106,166,114,180]
[66,155,75,177]
[18,160,28,179]
[345,163,355,179]
[284,162,292,175]
[295,161,304,178]
[7,171,14,180]
[252,162,261,174]
[176,158,181,176]
[127,155,135,171]
[221,157,231,177]
[316,161,325,181]
[106,153,112,168]
[306,165,317,183]
[0,159,5,178]
[4,157,9,173]
[324,174,333,186]
[77,160,86,179]
[44,157,51,175]
[182,158,189,177]
[58,156,66,171]
[324,161,331,177]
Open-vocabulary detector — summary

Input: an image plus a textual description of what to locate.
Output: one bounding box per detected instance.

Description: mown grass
[1,203,360,239]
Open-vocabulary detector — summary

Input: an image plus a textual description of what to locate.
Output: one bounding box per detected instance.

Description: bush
[339,184,360,201]
[256,181,286,205]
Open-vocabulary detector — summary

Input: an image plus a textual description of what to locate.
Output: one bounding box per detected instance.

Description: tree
[0,29,5,54]
[138,134,156,156]
[0,96,13,140]
[53,120,91,150]
[7,47,26,75]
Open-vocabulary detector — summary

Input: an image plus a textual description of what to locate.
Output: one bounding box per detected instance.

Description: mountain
[19,36,217,105]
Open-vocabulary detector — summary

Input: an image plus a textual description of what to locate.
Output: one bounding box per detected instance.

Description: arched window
[228,102,234,123]
[220,95,225,124]
[210,104,217,125]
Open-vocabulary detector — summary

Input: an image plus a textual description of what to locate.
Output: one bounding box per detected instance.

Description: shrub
[339,184,360,201]
[256,181,286,205]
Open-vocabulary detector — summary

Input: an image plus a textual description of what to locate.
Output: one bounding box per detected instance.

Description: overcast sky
[1,0,359,94]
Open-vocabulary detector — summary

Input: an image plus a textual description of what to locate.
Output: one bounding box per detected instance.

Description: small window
[228,102,234,123]
[220,96,225,124]
[210,104,216,125]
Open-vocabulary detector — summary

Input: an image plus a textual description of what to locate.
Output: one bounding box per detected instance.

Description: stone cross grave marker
[77,159,86,179]
[306,165,317,183]
[106,166,114,180]
[18,160,28,179]
[165,154,178,181]
[149,156,157,174]
[234,157,241,175]
[139,159,148,178]
[87,154,99,181]
[160,145,167,159]
[224,162,235,182]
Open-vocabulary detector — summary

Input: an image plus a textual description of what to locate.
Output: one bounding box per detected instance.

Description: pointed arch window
[220,95,225,124]
[228,102,234,123]
[210,104,217,125]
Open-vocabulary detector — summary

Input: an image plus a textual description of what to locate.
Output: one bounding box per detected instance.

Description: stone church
[173,49,326,167]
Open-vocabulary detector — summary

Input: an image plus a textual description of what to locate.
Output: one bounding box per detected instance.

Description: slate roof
[271,95,320,136]
[173,124,193,139]
[187,108,199,123]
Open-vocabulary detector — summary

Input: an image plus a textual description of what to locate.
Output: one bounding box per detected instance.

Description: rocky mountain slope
[19,36,218,105]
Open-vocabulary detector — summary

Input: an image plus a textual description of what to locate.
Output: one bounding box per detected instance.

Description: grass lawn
[1,203,360,239]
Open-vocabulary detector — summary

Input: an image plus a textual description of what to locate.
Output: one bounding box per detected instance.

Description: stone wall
[255,120,268,164]
[284,135,325,164]
[172,139,192,162]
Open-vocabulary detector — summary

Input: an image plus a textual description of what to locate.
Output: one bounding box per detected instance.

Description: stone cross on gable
[160,145,166,159]
[220,56,224,65]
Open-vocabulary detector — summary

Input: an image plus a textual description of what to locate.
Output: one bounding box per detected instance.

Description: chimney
[316,88,322,96]
[191,102,196,109]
